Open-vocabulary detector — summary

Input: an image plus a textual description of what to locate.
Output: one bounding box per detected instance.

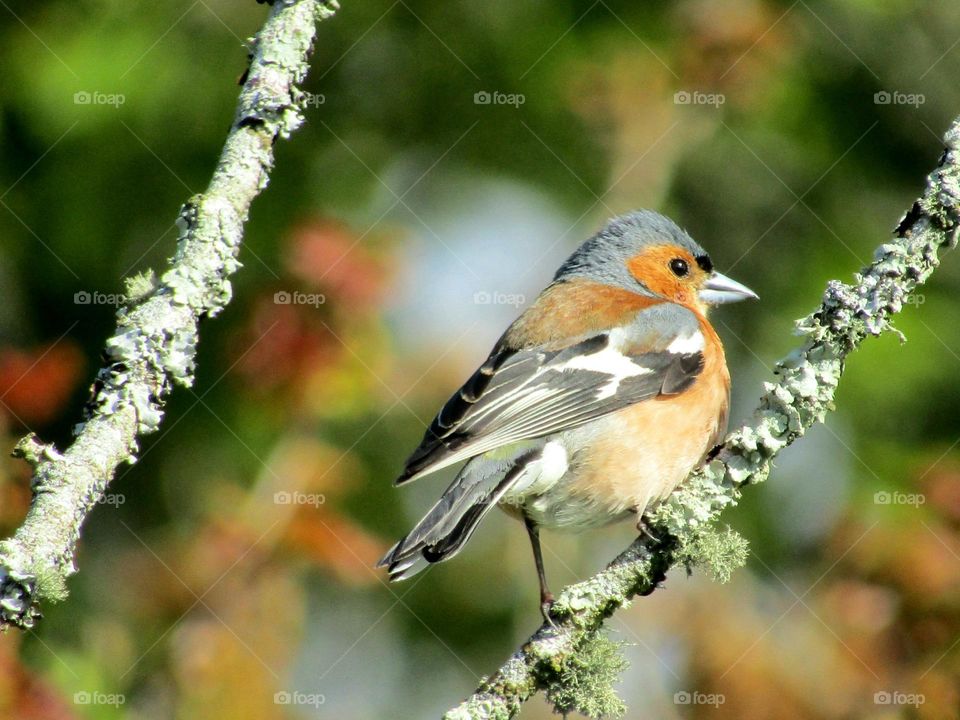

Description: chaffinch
[378,210,756,617]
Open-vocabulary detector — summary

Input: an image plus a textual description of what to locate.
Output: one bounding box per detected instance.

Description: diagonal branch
[444,117,960,719]
[0,0,339,630]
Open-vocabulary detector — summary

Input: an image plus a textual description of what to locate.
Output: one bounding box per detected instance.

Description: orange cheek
[627,255,685,302]
[671,285,692,304]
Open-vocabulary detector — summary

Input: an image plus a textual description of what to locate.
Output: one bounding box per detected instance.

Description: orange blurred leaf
[283,509,385,586]
[0,342,84,426]
[232,300,340,391]
[284,218,390,310]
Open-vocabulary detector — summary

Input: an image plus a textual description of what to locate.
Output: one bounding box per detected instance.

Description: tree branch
[0,0,339,630]
[443,117,960,720]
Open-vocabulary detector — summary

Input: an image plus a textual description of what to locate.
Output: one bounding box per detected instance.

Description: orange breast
[565,315,730,516]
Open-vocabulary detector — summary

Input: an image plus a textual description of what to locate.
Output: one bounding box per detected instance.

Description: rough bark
[443,117,960,719]
[0,0,339,630]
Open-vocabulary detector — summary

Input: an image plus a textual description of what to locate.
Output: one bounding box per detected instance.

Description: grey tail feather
[377,453,537,581]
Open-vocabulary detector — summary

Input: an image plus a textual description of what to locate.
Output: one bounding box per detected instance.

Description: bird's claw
[637,517,661,542]
[540,594,557,628]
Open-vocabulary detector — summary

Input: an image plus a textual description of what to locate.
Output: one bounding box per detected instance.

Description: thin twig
[0,0,339,630]
[444,117,960,719]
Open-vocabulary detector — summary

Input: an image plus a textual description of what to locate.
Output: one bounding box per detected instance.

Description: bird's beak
[699,271,758,305]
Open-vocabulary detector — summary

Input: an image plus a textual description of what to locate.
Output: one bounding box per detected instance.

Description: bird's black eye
[669,258,689,277]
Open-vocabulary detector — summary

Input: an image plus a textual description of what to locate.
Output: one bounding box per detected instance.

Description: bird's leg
[523,514,555,626]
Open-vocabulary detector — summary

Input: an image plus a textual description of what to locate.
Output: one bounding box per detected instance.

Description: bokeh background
[1,1,959,718]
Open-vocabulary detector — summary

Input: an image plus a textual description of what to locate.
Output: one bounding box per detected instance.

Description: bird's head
[554,210,758,314]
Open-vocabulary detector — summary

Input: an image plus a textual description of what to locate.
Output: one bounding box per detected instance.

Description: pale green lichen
[123,270,157,303]
[676,525,750,584]
[545,632,628,719]
[0,0,336,631]
[447,117,960,719]
[443,696,512,720]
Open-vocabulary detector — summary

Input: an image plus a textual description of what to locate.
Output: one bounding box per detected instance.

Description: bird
[377,210,756,619]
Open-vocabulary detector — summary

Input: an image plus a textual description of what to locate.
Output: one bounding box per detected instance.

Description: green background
[1,1,959,718]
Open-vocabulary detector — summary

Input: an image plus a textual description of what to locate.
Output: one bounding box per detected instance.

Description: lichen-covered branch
[444,118,960,720]
[0,0,339,630]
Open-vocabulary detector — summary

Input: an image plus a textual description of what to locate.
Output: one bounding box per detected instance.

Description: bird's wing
[396,302,706,484]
